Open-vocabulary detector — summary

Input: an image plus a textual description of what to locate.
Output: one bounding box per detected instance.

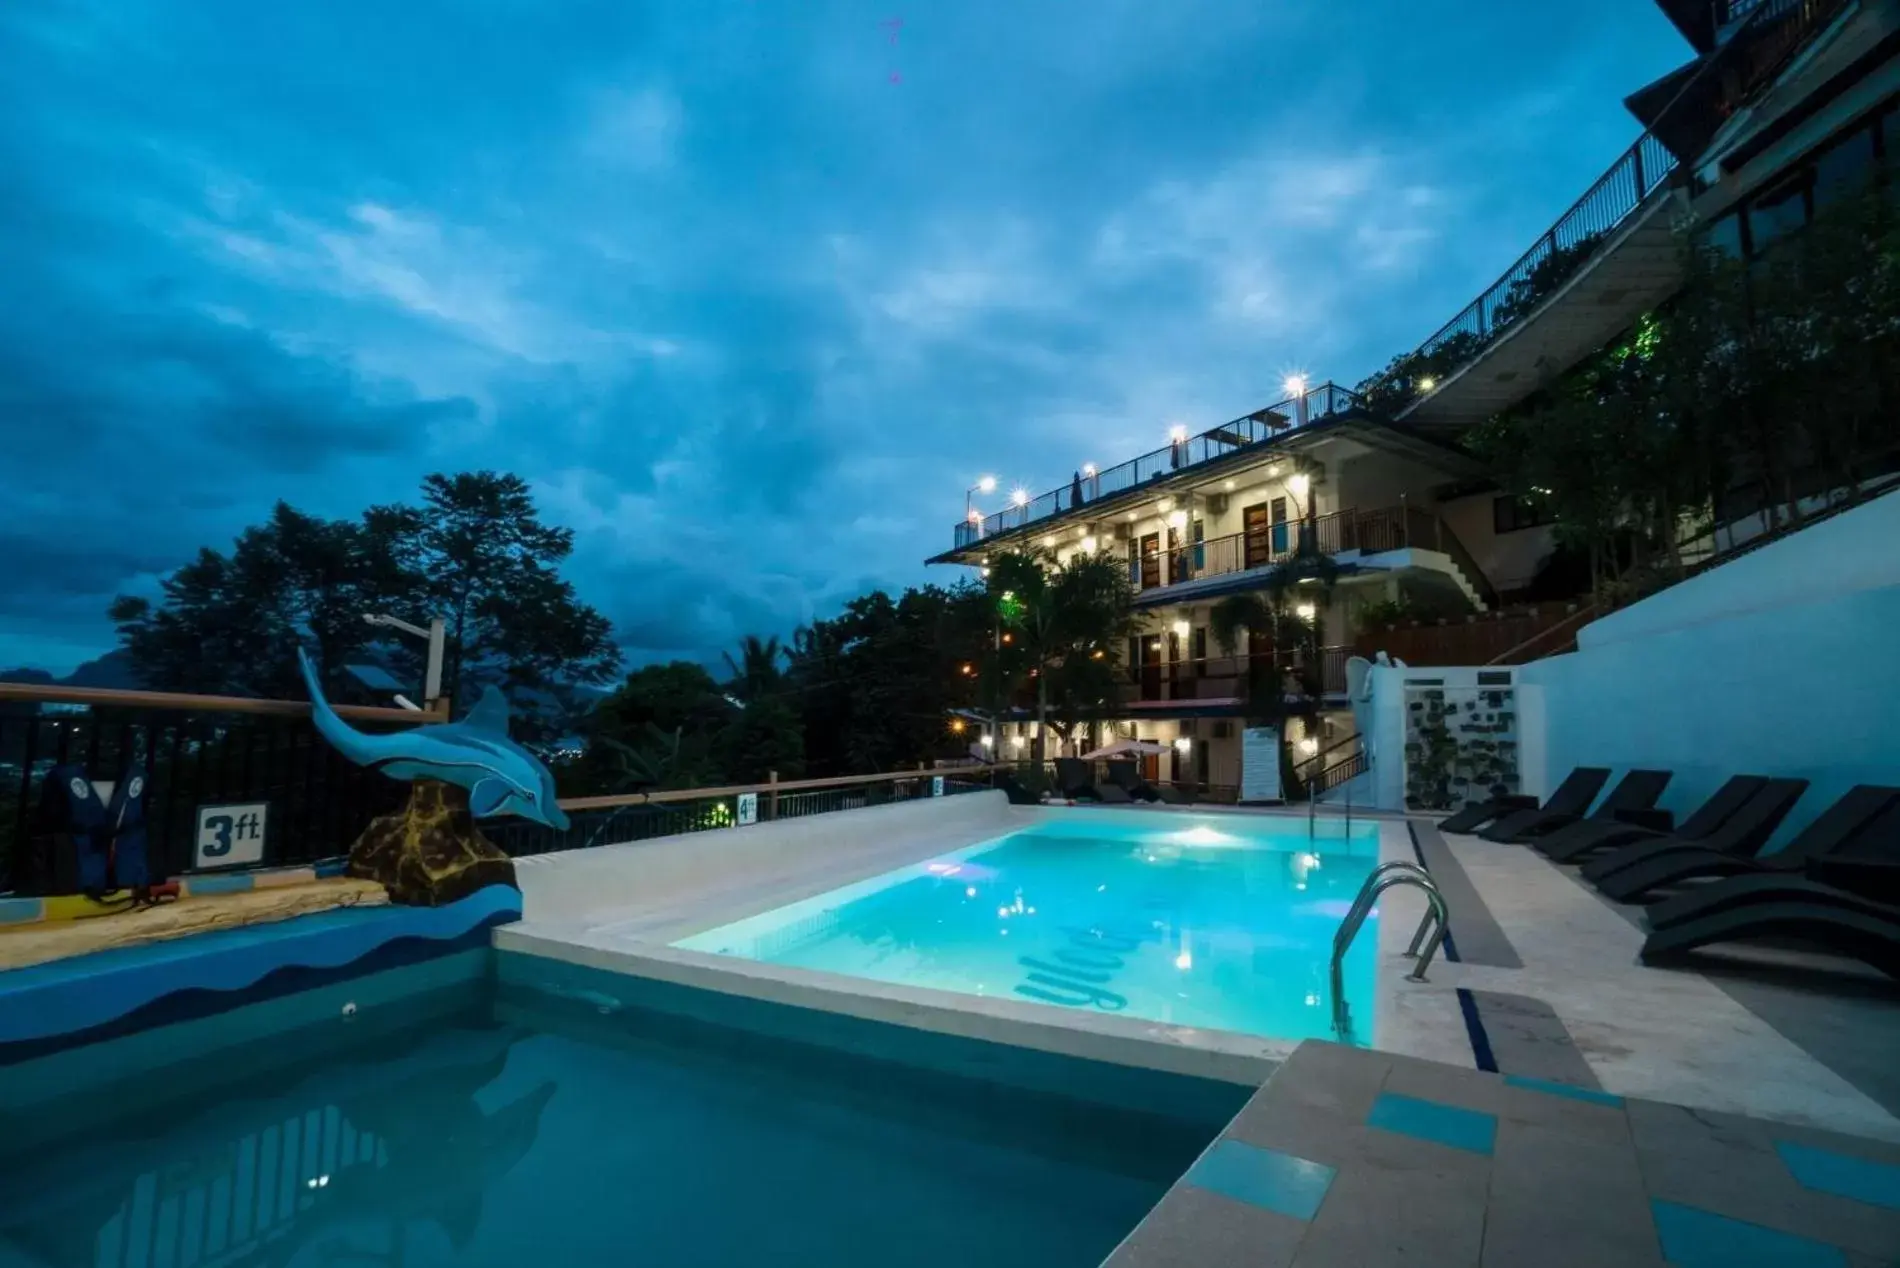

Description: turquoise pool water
[675,813,1384,1042]
[0,963,1230,1268]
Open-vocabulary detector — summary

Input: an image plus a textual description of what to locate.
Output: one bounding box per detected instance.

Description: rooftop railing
[953,382,1365,550]
[1393,0,1847,403]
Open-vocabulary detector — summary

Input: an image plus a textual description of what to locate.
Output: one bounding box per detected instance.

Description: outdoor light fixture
[1081,535,1097,553]
[1172,619,1190,638]
[1168,510,1188,531]
[1012,488,1030,507]
[966,476,996,521]
[979,566,990,578]
[1169,423,1189,444]
[1224,479,1236,490]
[1295,603,1317,621]
[950,719,964,733]
[1011,734,1026,749]
[980,734,994,749]
[1287,472,1311,497]
[1283,374,1308,397]
[1173,736,1192,753]
[1299,737,1320,756]
[1418,376,1437,391]
[1082,462,1096,476]
[362,612,446,709]
[1127,511,1138,520]
[1150,639,1162,650]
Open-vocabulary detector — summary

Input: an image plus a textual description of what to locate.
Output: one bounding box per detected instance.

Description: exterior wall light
[1173,736,1192,753]
[1287,473,1311,497]
[1080,535,1097,553]
[1169,424,1189,444]
[1167,510,1188,531]
[1283,374,1307,397]
[1012,488,1030,507]
[1171,619,1190,638]
[1295,603,1317,621]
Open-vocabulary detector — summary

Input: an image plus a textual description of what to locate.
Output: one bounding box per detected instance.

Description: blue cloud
[0,0,1691,674]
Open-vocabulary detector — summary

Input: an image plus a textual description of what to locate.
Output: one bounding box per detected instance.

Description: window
[1699,209,1744,259]
[1746,173,1811,255]
[1813,124,1877,209]
[1493,494,1549,534]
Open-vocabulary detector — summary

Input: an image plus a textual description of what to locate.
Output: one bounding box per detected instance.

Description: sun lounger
[1096,781,1134,803]
[1480,768,1667,843]
[1054,757,1102,801]
[1639,882,1900,980]
[1153,781,1193,805]
[1106,760,1162,803]
[1536,775,1768,863]
[1591,786,1900,903]
[1438,767,1609,835]
[1571,778,1807,883]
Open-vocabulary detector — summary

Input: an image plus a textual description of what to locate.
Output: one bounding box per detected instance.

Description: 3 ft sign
[194,802,270,869]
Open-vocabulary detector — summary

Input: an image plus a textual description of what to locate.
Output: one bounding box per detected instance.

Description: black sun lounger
[1480,768,1667,843]
[1640,883,1900,980]
[1106,760,1162,803]
[1439,767,1609,835]
[1536,775,1768,863]
[1575,778,1809,886]
[1055,757,1101,800]
[1590,785,1900,903]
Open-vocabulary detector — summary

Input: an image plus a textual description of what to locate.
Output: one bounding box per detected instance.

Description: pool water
[675,814,1383,1042]
[0,975,1225,1268]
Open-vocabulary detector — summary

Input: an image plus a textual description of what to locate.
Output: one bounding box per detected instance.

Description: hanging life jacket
[44,763,152,896]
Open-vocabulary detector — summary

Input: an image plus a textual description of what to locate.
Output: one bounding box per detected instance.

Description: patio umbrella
[1079,739,1171,760]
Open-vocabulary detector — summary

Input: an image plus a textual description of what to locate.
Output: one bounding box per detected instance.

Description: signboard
[1239,726,1285,804]
[194,802,269,869]
[736,793,758,826]
[931,776,944,797]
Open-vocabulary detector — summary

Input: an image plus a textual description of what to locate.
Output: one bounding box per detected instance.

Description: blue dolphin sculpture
[298,648,570,831]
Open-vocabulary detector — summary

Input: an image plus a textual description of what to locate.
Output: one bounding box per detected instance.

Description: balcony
[1125,503,1498,610]
[1388,0,1850,432]
[1114,649,1353,711]
[951,382,1366,551]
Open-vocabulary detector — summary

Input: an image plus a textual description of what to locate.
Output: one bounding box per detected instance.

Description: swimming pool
[0,956,1238,1268]
[674,813,1384,1043]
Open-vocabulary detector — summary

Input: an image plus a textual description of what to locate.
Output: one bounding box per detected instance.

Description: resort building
[926,379,1550,794]
[929,0,1900,801]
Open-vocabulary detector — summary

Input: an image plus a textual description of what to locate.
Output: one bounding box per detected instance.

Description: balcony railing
[1116,647,1353,706]
[953,382,1365,550]
[1393,0,1846,403]
[1124,502,1469,596]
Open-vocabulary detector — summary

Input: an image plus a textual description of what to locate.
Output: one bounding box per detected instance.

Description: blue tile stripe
[1184,1139,1337,1221]
[1651,1200,1846,1268]
[1504,1074,1624,1108]
[0,897,44,925]
[1775,1141,1900,1212]
[1367,1092,1497,1155]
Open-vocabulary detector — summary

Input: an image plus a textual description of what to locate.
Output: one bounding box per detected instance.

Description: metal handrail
[1330,863,1450,1040]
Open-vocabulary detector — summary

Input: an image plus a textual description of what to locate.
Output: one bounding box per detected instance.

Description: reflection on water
[0,1022,552,1268]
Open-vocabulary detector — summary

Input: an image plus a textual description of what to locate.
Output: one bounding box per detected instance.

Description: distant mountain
[0,649,143,691]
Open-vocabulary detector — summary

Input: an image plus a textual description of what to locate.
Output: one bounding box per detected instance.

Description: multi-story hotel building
[928,0,1898,800]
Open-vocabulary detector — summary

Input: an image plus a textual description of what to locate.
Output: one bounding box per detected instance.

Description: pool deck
[1106,1040,1900,1267]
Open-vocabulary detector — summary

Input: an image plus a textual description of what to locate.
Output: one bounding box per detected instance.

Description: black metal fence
[0,697,423,896]
[483,773,996,859]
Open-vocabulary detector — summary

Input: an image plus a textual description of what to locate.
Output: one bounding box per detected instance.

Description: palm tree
[986,547,1142,770]
[1207,544,1340,791]
[722,634,785,703]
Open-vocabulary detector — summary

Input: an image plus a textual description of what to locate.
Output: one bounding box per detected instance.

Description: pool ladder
[1330,861,1449,1042]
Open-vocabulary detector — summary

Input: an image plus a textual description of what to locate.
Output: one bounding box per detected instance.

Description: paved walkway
[1106,1041,1900,1267]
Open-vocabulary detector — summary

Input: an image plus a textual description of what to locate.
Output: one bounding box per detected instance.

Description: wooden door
[1271,496,1289,555]
[1243,503,1272,570]
[1139,533,1161,590]
[1137,635,1163,700]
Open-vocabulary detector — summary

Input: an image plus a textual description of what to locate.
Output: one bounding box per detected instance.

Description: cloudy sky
[0,0,1690,675]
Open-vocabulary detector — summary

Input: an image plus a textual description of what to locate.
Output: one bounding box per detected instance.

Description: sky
[0,0,1692,676]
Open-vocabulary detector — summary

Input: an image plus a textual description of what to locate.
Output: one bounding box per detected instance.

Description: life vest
[41,763,151,895]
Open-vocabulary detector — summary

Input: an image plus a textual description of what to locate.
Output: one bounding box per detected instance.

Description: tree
[400,472,620,718]
[581,661,733,792]
[110,503,414,698]
[108,474,621,721]
[985,548,1141,769]
[1208,544,1339,794]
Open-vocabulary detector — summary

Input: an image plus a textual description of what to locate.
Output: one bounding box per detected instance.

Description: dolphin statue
[298,647,570,831]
